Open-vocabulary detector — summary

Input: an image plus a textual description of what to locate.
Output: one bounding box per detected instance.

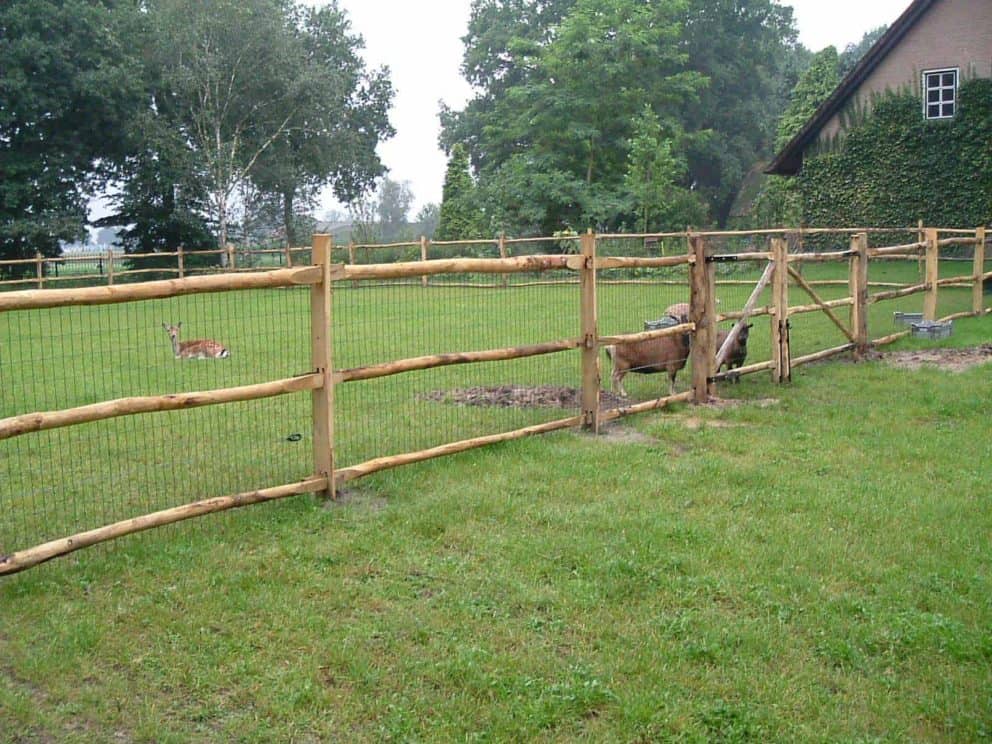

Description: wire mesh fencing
[2,226,987,576]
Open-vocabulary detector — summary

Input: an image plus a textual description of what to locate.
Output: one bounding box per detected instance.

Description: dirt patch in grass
[419,385,629,409]
[879,344,992,372]
[702,397,780,410]
[594,424,658,444]
[325,488,388,512]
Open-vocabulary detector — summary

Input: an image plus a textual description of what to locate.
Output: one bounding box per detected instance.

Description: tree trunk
[283,187,295,247]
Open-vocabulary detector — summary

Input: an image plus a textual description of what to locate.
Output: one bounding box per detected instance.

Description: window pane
[942,103,954,117]
[942,72,955,86]
[925,73,940,88]
[928,104,941,118]
[928,90,940,102]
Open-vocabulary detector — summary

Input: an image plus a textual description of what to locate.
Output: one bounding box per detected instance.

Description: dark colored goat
[715,323,752,383]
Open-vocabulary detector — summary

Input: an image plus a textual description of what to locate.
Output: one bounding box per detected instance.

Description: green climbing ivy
[799,78,992,229]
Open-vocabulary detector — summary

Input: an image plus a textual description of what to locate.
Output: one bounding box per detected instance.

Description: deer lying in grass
[162,322,230,359]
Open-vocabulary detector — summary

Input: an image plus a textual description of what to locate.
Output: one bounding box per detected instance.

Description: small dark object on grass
[286,433,302,442]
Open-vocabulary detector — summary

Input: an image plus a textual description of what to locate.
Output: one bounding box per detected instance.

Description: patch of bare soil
[325,487,388,512]
[594,424,658,444]
[419,384,629,409]
[880,344,992,372]
[701,397,780,410]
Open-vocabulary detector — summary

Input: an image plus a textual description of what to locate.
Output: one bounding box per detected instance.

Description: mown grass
[0,254,992,742]
[2,274,991,743]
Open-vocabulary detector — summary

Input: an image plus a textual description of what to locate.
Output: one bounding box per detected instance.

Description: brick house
[766,0,992,177]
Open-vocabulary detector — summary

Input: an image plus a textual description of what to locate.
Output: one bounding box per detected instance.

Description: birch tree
[149,0,314,250]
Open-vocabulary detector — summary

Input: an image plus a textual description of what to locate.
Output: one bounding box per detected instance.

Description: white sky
[315,0,913,218]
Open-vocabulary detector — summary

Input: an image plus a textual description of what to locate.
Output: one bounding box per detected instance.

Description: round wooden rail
[0,477,328,576]
[0,374,323,442]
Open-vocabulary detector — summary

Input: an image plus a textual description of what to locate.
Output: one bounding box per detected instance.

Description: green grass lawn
[1,258,990,741]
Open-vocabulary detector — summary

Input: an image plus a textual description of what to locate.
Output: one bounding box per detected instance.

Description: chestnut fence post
[311,234,335,500]
[579,230,600,433]
[973,226,986,316]
[924,227,939,321]
[689,233,715,403]
[420,235,430,287]
[177,245,186,279]
[498,232,508,288]
[850,232,869,359]
[770,236,791,382]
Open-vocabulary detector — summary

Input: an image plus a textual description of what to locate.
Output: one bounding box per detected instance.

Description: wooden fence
[0,227,988,575]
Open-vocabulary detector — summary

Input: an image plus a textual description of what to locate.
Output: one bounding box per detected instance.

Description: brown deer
[162,322,230,359]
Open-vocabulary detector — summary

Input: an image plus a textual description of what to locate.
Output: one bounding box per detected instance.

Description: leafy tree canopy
[0,0,144,267]
[442,0,803,235]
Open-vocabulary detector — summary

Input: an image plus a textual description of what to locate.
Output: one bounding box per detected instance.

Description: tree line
[1,0,393,268]
[2,0,883,267]
[434,1,887,240]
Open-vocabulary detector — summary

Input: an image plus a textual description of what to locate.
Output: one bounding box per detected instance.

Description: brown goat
[715,324,752,383]
[605,330,691,397]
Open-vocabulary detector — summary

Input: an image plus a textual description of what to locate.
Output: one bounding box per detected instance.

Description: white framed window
[922,68,958,119]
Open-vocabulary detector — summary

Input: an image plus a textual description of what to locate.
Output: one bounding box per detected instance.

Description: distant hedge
[798,78,992,229]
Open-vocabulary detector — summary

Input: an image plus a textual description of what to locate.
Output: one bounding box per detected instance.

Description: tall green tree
[446,0,706,235]
[752,46,841,227]
[0,0,144,268]
[838,26,888,77]
[624,107,706,232]
[376,178,414,242]
[679,0,800,225]
[442,0,799,234]
[249,2,394,247]
[436,144,484,240]
[143,0,324,250]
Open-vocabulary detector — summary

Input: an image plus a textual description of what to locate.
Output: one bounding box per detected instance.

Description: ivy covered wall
[798,78,992,228]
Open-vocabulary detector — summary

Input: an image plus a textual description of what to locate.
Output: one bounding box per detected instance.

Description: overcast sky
[313,0,913,218]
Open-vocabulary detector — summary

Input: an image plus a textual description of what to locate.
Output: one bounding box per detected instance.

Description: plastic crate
[910,320,953,340]
[893,311,924,326]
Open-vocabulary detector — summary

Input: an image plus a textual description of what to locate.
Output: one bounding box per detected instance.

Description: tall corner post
[850,232,869,359]
[924,227,939,321]
[973,226,986,316]
[311,234,335,500]
[579,230,600,433]
[770,236,791,383]
[689,234,715,403]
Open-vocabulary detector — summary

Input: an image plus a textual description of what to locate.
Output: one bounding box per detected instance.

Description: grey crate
[910,320,953,340]
[644,316,681,331]
[894,311,924,326]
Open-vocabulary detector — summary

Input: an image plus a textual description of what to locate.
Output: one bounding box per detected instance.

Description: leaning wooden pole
[788,265,856,344]
[311,234,335,500]
[974,227,986,315]
[715,260,774,370]
[579,230,600,433]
